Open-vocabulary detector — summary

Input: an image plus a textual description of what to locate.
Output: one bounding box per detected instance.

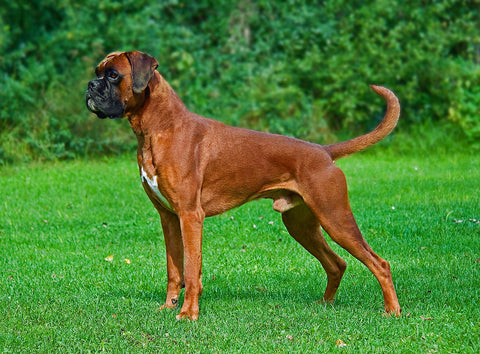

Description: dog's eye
[107,70,120,81]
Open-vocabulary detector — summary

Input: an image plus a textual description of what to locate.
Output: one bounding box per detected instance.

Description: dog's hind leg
[281,201,347,303]
[302,166,401,315]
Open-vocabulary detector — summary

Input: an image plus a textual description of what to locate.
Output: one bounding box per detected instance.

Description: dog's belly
[140,167,176,213]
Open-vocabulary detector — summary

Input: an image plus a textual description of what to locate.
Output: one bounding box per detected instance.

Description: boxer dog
[86,51,401,320]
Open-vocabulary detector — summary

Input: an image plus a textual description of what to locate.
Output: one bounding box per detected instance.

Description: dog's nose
[88,80,100,90]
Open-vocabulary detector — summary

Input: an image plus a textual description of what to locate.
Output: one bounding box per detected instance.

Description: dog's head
[86,51,158,119]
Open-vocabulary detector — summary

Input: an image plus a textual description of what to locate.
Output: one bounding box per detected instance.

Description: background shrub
[0,0,478,163]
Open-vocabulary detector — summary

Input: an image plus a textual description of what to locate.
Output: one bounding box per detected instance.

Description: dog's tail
[324,85,400,160]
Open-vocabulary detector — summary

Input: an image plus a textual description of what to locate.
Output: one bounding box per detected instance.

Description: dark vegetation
[0,0,479,163]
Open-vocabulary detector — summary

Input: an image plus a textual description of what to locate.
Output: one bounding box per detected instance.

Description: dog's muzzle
[86,79,123,119]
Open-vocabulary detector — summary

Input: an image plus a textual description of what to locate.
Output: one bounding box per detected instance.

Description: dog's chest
[140,167,175,213]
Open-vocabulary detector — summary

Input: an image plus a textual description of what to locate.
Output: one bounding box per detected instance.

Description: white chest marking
[140,167,175,213]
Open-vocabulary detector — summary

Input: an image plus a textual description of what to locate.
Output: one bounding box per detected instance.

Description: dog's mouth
[86,94,126,119]
[86,97,97,112]
[86,96,108,119]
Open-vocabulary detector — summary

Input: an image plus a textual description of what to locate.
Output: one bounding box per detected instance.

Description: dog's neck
[127,72,189,137]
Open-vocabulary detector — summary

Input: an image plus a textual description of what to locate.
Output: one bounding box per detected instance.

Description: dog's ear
[125,51,159,94]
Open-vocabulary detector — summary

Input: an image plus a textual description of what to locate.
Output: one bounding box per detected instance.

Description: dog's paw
[157,297,180,311]
[316,299,334,306]
[315,296,335,306]
[176,302,199,321]
[383,308,402,317]
[176,311,199,321]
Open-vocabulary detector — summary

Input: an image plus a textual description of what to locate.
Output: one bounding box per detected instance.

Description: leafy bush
[0,0,478,163]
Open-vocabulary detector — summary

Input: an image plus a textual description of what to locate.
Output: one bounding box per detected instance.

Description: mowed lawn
[0,152,479,352]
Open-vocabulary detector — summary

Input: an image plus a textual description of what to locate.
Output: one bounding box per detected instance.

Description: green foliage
[0,0,479,162]
[0,154,479,351]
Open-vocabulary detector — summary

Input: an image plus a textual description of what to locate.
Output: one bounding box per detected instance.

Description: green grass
[1,152,479,352]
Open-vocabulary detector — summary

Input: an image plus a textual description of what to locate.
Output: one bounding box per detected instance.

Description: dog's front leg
[158,210,185,310]
[176,209,205,321]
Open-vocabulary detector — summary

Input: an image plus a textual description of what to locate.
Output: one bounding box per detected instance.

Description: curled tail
[325,85,400,160]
